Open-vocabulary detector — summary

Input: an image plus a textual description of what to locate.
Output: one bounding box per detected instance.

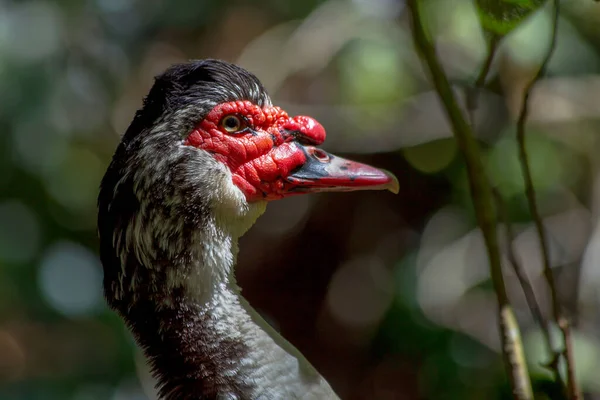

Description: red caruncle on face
[184,100,327,201]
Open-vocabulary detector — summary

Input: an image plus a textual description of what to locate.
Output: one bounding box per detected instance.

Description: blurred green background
[2,0,600,398]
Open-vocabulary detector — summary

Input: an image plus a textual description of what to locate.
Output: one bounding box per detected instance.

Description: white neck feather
[170,174,339,399]
[209,284,338,399]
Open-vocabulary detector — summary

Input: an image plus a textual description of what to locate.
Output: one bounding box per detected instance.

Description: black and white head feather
[98,59,271,310]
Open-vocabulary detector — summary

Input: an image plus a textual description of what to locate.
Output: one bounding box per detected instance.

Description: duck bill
[284,146,399,195]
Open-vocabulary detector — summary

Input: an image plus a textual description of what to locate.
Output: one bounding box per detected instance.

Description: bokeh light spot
[338,37,413,132]
[486,133,564,199]
[4,1,62,61]
[327,256,393,327]
[403,139,457,174]
[112,379,149,400]
[503,7,552,68]
[38,241,103,317]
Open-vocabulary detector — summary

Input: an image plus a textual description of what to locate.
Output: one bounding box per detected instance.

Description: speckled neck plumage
[121,285,253,399]
[110,212,337,400]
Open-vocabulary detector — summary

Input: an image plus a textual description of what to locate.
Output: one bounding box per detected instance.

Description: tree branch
[406,2,533,399]
[514,1,580,399]
[470,35,559,384]
[469,33,565,392]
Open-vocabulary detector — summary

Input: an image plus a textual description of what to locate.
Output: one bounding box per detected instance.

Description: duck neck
[123,216,337,400]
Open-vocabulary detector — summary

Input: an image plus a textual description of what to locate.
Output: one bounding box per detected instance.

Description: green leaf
[476,0,547,36]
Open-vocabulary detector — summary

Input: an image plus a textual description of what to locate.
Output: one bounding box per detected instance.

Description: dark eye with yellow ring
[220,115,247,133]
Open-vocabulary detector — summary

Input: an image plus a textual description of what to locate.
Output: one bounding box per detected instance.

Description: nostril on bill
[311,148,330,163]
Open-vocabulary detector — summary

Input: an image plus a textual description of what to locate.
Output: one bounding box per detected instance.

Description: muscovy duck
[98,59,398,400]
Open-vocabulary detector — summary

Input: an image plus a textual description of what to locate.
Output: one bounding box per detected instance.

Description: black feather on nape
[122,59,271,145]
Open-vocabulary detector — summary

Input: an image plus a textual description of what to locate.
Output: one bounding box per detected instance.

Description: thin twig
[493,190,563,379]
[466,36,499,128]
[494,190,549,344]
[406,1,533,399]
[561,320,579,399]
[514,1,580,399]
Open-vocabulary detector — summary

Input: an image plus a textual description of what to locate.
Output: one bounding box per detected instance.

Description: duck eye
[221,115,245,133]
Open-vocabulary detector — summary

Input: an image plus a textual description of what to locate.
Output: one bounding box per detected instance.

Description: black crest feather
[121,59,270,146]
